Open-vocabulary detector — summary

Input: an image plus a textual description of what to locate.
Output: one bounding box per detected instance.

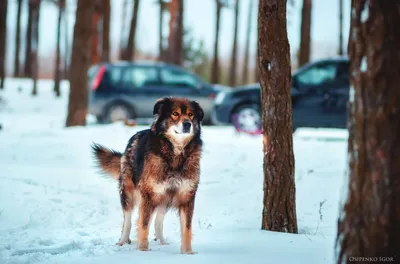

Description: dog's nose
[183,121,191,131]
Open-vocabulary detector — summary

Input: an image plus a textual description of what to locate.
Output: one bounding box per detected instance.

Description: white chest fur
[152,178,196,196]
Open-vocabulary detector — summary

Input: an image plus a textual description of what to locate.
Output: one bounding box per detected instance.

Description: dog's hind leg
[136,196,155,251]
[117,209,132,246]
[154,206,168,245]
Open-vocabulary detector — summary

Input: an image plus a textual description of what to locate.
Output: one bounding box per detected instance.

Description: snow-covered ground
[0,79,347,264]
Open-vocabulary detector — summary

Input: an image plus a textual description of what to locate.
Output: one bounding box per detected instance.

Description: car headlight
[215,91,228,105]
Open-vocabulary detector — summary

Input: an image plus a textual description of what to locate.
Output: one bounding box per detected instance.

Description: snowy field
[0,79,347,264]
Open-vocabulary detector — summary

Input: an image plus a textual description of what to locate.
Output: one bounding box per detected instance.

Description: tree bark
[242,0,253,85]
[91,0,102,65]
[31,0,41,96]
[298,0,312,67]
[64,0,69,80]
[14,0,23,77]
[228,0,239,87]
[101,0,110,62]
[54,0,65,97]
[0,0,7,89]
[167,0,184,65]
[336,1,400,263]
[258,0,298,233]
[66,0,95,127]
[211,0,222,84]
[122,0,140,61]
[24,2,33,77]
[338,0,343,55]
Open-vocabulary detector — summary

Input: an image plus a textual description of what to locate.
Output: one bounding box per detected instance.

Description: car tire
[103,103,134,124]
[231,104,261,134]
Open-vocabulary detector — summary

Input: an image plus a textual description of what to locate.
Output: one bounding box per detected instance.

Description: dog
[92,97,203,254]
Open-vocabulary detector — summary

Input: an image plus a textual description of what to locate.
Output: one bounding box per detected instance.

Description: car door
[291,61,344,129]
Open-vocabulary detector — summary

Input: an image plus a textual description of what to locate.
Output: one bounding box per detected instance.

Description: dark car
[88,61,220,124]
[212,57,350,131]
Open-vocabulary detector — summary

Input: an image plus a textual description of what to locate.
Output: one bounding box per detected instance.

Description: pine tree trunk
[258,0,298,233]
[158,0,166,61]
[211,0,222,84]
[31,0,41,96]
[54,0,64,97]
[101,0,110,62]
[242,0,253,85]
[338,0,343,55]
[167,0,183,65]
[228,0,239,87]
[298,0,312,67]
[336,2,400,263]
[0,0,7,89]
[91,0,102,65]
[24,2,33,78]
[123,0,140,61]
[14,0,23,77]
[66,0,95,127]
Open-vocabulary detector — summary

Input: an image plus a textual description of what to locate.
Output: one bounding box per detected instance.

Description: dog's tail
[91,143,122,180]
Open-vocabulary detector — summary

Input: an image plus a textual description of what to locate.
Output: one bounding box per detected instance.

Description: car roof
[90,60,185,69]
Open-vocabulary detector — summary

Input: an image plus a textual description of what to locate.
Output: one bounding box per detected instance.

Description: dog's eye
[172,112,179,116]
[188,113,193,117]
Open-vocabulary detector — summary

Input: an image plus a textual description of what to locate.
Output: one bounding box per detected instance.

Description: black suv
[212,57,350,131]
[88,61,220,124]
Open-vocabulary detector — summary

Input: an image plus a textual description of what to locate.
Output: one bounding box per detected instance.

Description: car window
[108,67,123,86]
[296,63,337,87]
[121,67,158,88]
[160,68,198,89]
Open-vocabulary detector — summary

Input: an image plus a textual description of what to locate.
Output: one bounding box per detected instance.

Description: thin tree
[101,0,110,62]
[54,0,65,97]
[338,0,343,55]
[228,0,239,87]
[242,0,253,85]
[24,1,33,77]
[298,0,312,67]
[336,1,400,263]
[158,0,167,61]
[167,0,184,65]
[14,0,23,77]
[0,0,7,89]
[63,0,69,79]
[66,0,95,127]
[121,0,140,61]
[211,0,223,84]
[31,0,41,96]
[258,0,298,233]
[91,0,102,65]
[119,0,128,59]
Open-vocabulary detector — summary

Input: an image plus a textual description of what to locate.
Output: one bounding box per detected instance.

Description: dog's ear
[191,101,204,122]
[153,97,170,115]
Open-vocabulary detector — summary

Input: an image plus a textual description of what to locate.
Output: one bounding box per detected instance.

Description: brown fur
[92,97,203,254]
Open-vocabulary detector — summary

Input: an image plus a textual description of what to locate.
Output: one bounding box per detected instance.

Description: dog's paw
[116,238,131,246]
[154,237,169,245]
[137,241,150,251]
[181,250,197,255]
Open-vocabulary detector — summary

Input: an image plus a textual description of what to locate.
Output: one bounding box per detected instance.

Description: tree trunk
[54,0,64,97]
[242,0,253,85]
[64,0,69,80]
[122,0,140,61]
[228,0,239,87]
[119,0,128,59]
[258,0,298,233]
[66,0,95,127]
[338,0,343,55]
[14,0,23,77]
[255,26,259,82]
[336,1,400,263]
[91,0,102,65]
[167,0,184,65]
[24,2,33,78]
[101,0,110,62]
[158,0,166,61]
[31,0,41,96]
[211,0,222,84]
[298,0,312,67]
[0,0,7,89]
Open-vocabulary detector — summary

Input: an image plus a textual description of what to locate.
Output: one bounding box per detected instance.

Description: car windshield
[296,63,337,87]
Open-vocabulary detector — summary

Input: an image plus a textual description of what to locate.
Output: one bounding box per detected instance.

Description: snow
[0,78,347,264]
[349,85,355,103]
[360,56,367,72]
[361,3,369,23]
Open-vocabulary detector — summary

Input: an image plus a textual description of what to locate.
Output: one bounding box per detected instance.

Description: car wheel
[231,104,261,134]
[104,104,134,124]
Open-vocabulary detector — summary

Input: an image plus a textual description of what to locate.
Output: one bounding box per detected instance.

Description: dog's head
[152,97,204,146]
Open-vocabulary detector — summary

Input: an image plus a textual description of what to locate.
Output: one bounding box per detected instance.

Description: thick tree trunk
[0,0,7,89]
[54,0,65,97]
[298,0,312,67]
[122,0,140,61]
[338,0,343,55]
[167,0,183,65]
[31,0,41,96]
[14,0,23,77]
[158,0,166,61]
[242,0,253,85]
[91,0,102,65]
[336,2,400,263]
[228,0,239,87]
[101,0,110,62]
[24,2,33,78]
[66,0,95,127]
[258,0,298,233]
[211,0,222,84]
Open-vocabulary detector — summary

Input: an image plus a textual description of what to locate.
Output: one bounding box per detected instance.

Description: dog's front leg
[137,197,155,251]
[179,199,197,254]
